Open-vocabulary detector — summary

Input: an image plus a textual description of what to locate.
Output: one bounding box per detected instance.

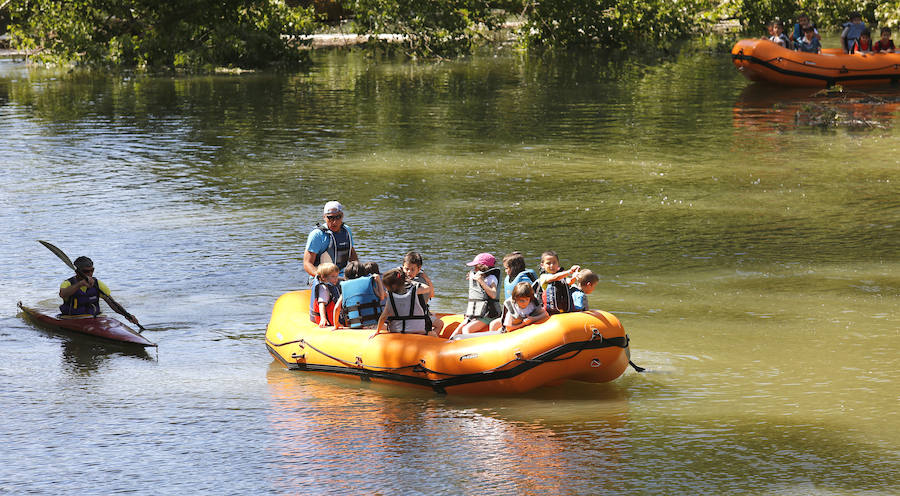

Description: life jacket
[843,22,867,51]
[340,276,382,328]
[499,296,541,332]
[532,271,573,315]
[309,281,340,325]
[853,38,873,52]
[570,287,588,312]
[386,287,431,334]
[504,269,537,302]
[314,224,352,272]
[464,267,502,320]
[59,276,103,316]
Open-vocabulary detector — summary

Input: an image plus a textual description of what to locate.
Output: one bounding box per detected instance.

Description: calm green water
[1,46,897,494]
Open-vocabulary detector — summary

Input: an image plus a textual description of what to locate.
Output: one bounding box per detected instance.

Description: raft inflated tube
[265,290,631,395]
[732,39,900,87]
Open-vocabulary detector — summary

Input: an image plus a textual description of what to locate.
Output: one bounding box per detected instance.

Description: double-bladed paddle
[38,240,146,332]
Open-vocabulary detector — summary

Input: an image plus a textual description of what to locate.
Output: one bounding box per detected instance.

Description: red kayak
[18,302,156,347]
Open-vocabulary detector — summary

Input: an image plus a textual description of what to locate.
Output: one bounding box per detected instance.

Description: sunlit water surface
[0,46,897,494]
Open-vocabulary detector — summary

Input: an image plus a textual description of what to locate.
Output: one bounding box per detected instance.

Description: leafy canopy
[7,0,316,69]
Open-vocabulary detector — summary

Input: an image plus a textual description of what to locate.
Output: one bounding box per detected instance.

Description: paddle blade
[38,240,76,270]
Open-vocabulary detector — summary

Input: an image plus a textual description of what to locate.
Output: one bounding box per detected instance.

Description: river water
[1,45,897,494]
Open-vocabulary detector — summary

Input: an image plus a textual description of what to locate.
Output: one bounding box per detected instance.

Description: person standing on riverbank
[303,201,358,282]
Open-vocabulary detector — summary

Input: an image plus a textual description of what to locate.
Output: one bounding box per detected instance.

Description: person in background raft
[303,201,358,282]
[59,256,140,325]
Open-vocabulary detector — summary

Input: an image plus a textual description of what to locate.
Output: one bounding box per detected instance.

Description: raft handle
[590,327,603,342]
[291,352,305,361]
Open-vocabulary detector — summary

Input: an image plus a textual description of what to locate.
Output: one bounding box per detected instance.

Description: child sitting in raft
[401,251,442,335]
[853,29,873,53]
[535,250,580,315]
[372,268,435,337]
[487,251,538,332]
[570,269,600,312]
[768,20,792,49]
[499,282,549,332]
[452,253,501,337]
[332,261,385,329]
[796,25,822,54]
[790,13,819,45]
[311,262,341,328]
[874,27,895,52]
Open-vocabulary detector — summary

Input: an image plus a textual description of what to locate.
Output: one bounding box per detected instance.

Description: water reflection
[732,83,900,131]
[266,366,630,494]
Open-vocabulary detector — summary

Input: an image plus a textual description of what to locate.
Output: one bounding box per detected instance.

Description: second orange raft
[265,290,633,395]
[732,38,900,87]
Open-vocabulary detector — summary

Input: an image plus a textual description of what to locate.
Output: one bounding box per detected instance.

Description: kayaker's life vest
[386,286,431,334]
[504,269,537,302]
[533,271,573,315]
[340,276,382,328]
[314,224,352,272]
[309,281,340,326]
[59,276,103,316]
[464,267,502,320]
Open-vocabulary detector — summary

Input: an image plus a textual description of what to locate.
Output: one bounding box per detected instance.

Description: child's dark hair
[882,26,892,36]
[861,28,872,38]
[803,24,815,32]
[502,252,526,278]
[363,261,380,275]
[382,268,406,292]
[403,251,423,267]
[344,261,363,280]
[512,281,536,300]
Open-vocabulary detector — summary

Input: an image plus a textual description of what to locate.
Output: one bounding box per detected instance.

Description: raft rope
[267,333,636,393]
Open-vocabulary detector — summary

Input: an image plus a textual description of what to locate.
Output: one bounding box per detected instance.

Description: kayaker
[303,201,358,282]
[58,256,140,325]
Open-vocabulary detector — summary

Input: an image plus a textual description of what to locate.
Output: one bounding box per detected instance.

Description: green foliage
[875,1,900,26]
[517,0,717,48]
[344,0,502,58]
[7,0,317,69]
[716,0,882,35]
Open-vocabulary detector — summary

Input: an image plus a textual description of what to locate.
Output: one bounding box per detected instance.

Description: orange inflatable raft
[732,39,900,87]
[265,290,633,395]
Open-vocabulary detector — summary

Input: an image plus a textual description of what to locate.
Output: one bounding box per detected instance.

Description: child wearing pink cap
[453,252,502,336]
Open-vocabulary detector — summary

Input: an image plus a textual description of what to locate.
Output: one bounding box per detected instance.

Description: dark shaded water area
[0,45,897,494]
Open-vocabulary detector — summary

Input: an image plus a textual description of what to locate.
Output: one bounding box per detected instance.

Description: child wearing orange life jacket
[853,29,873,53]
[310,262,341,327]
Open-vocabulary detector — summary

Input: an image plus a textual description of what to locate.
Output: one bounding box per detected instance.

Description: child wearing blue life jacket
[841,12,867,53]
[499,282,549,332]
[535,250,580,315]
[797,25,822,54]
[310,262,341,327]
[401,251,442,335]
[332,261,385,329]
[488,251,538,331]
[570,269,599,311]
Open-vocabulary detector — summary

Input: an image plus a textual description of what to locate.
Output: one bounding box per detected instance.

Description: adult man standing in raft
[303,201,358,282]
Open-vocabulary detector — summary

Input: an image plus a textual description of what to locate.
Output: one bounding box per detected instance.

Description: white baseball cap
[323,201,343,215]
